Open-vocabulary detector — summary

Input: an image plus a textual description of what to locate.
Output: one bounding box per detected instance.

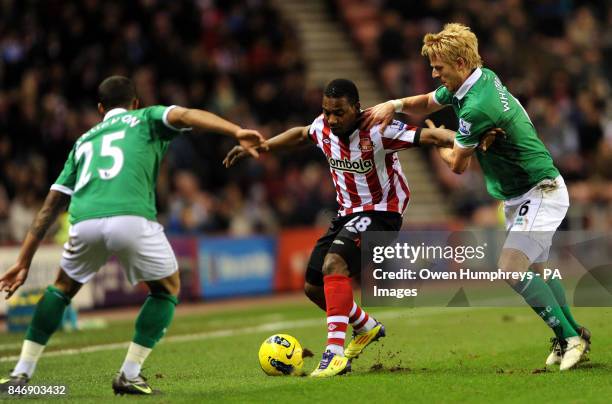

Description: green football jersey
[434,68,559,200]
[52,106,188,224]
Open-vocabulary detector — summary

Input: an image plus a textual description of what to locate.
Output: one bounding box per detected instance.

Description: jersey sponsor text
[328,157,373,174]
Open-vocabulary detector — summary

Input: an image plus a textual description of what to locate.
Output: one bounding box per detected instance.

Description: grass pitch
[1,299,610,403]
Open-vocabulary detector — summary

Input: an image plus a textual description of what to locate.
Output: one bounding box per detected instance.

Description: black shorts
[305,211,402,286]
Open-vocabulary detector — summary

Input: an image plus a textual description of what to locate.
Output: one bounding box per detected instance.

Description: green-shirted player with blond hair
[0,76,265,395]
[364,23,590,371]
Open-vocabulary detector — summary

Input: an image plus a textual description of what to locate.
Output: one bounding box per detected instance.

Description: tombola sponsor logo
[328,157,373,174]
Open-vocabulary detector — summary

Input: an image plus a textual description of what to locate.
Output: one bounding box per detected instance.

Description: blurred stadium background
[0,0,610,317]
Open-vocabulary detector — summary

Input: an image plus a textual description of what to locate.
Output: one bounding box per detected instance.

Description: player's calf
[114,272,179,388]
[118,291,178,381]
[320,254,352,355]
[310,254,355,377]
[8,281,74,382]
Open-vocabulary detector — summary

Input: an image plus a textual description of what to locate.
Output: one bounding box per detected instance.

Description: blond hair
[421,23,482,69]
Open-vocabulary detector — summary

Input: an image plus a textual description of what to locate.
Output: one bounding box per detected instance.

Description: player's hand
[479,127,506,152]
[0,263,29,299]
[236,129,267,158]
[361,101,395,132]
[424,118,445,130]
[223,145,251,168]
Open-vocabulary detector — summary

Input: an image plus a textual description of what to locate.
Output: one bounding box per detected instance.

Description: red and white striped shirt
[309,115,421,216]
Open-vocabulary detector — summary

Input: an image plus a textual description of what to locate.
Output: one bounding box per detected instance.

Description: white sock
[325,344,344,356]
[12,340,45,378]
[358,317,377,333]
[120,342,152,380]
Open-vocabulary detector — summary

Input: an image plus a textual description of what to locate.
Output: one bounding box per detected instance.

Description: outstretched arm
[437,144,474,174]
[428,119,505,173]
[418,119,455,148]
[362,92,445,132]
[167,106,266,158]
[392,92,446,115]
[0,190,70,299]
[263,126,311,152]
[223,126,310,168]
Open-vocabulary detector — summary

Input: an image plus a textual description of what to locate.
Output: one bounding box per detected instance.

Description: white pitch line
[0,307,469,363]
[0,342,23,350]
[0,338,65,351]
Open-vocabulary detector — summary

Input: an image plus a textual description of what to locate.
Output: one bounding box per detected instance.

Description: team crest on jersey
[328,157,373,174]
[459,118,472,136]
[359,138,373,152]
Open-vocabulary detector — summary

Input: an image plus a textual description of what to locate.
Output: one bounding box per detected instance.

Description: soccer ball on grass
[258,334,304,376]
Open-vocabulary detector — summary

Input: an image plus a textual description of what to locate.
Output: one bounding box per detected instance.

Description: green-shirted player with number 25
[363,23,590,371]
[0,76,265,395]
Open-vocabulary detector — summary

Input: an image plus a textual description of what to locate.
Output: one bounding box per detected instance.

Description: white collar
[103,108,128,121]
[454,68,482,100]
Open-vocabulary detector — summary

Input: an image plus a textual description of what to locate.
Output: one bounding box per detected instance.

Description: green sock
[133,293,178,348]
[546,278,582,333]
[512,276,578,339]
[25,286,71,345]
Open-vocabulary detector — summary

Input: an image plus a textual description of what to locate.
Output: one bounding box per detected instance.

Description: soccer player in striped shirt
[0,76,265,394]
[224,78,499,377]
[364,23,590,371]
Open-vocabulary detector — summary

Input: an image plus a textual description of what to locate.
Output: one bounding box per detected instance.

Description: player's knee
[322,253,349,277]
[498,248,530,272]
[165,270,181,296]
[304,282,321,299]
[147,271,180,297]
[530,262,546,277]
[166,276,181,297]
[304,282,326,311]
[53,268,82,298]
[304,282,314,298]
[166,282,180,297]
[498,248,531,288]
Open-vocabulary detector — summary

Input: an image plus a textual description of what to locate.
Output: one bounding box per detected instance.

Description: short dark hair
[324,78,359,105]
[98,76,137,109]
